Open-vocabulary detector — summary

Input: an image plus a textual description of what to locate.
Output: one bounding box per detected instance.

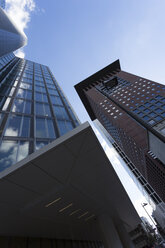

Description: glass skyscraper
[0,8,27,57]
[0,0,5,9]
[0,53,79,172]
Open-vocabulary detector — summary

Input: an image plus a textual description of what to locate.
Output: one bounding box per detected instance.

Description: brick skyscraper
[75,60,165,203]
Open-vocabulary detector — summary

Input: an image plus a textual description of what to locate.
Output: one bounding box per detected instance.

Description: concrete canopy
[0,122,140,241]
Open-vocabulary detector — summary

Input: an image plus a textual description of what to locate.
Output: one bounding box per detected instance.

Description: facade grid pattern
[0,55,80,172]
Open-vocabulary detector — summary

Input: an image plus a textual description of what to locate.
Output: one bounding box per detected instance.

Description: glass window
[149,112,156,117]
[4,115,31,137]
[155,102,162,107]
[17,89,32,100]
[57,120,73,136]
[155,108,162,114]
[150,105,156,110]
[9,87,15,97]
[138,106,145,110]
[0,140,17,171]
[148,119,155,125]
[47,83,56,89]
[47,88,59,96]
[142,116,150,121]
[137,112,143,117]
[50,95,63,105]
[35,141,49,151]
[35,92,48,103]
[45,78,53,84]
[155,116,163,122]
[17,141,29,162]
[35,102,51,116]
[12,99,31,114]
[144,102,150,107]
[19,82,32,90]
[35,85,46,93]
[2,97,11,111]
[0,140,29,172]
[36,118,56,138]
[53,106,70,120]
[161,112,165,118]
[34,80,44,87]
[155,95,162,100]
[21,77,32,84]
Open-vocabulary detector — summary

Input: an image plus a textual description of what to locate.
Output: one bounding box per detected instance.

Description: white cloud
[6,0,36,57]
[14,48,25,58]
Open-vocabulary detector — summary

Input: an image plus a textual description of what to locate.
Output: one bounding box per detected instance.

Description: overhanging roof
[0,122,140,240]
[74,60,121,120]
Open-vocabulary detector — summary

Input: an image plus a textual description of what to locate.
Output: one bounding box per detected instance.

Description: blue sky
[21,0,165,123]
[6,0,165,221]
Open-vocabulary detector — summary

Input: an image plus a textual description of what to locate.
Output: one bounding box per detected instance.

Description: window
[35,102,51,116]
[35,85,46,93]
[148,119,155,125]
[36,118,56,138]
[139,106,145,110]
[155,116,162,122]
[17,89,32,100]
[35,141,49,150]
[4,115,31,137]
[12,99,31,114]
[149,112,156,117]
[20,82,32,90]
[155,108,162,114]
[47,84,56,89]
[0,140,29,172]
[2,97,11,111]
[50,95,63,105]
[155,102,162,107]
[142,116,150,121]
[137,112,143,117]
[35,92,48,102]
[35,80,44,87]
[53,106,70,120]
[57,120,73,136]
[144,102,150,107]
[47,88,59,96]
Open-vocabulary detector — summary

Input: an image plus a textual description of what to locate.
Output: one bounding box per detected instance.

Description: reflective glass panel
[12,99,31,114]
[50,95,63,105]
[53,106,70,120]
[35,92,48,102]
[36,118,55,138]
[17,89,32,100]
[35,102,51,117]
[0,140,17,171]
[4,115,31,137]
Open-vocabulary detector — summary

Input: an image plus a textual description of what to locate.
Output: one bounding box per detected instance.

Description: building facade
[0,55,142,248]
[0,0,5,9]
[0,8,27,57]
[0,53,79,172]
[75,60,165,203]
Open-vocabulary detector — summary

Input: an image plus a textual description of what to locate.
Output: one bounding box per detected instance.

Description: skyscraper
[0,10,145,247]
[75,60,165,203]
[0,53,142,247]
[0,0,5,9]
[0,53,79,172]
[0,8,27,57]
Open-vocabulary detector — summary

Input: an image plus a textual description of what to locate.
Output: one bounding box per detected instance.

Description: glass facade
[0,54,80,172]
[0,0,5,9]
